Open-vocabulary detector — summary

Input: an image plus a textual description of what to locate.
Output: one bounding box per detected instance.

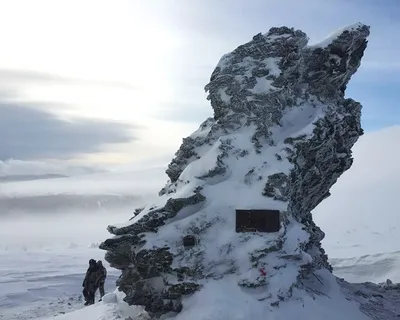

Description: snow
[331,251,400,284]
[50,302,117,320]
[269,101,324,142]
[314,125,400,258]
[0,247,120,320]
[104,88,374,318]
[180,138,225,181]
[247,58,281,94]
[248,76,273,94]
[0,168,162,319]
[263,57,281,77]
[172,270,369,320]
[2,126,400,319]
[313,125,400,285]
[43,291,150,320]
[218,87,231,103]
[308,22,365,49]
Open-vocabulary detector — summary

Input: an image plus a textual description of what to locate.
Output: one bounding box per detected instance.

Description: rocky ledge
[100,23,377,319]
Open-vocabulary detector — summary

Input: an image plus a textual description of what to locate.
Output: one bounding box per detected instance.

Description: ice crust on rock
[100,23,373,319]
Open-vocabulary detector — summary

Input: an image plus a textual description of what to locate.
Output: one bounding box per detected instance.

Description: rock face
[101,23,371,319]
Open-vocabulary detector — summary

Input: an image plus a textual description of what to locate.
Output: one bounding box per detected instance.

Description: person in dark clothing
[82,259,98,305]
[95,260,107,301]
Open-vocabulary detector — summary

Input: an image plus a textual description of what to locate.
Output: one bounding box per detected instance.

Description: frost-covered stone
[100,23,375,319]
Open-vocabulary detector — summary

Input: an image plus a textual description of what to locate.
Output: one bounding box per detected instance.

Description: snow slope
[2,127,400,319]
[0,167,164,319]
[40,291,150,320]
[0,248,119,320]
[331,250,400,284]
[314,126,400,259]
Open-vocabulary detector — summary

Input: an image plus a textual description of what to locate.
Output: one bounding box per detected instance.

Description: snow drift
[100,23,380,319]
[313,126,400,259]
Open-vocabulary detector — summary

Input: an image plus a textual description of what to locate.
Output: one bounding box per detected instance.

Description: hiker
[82,258,98,306]
[95,260,107,301]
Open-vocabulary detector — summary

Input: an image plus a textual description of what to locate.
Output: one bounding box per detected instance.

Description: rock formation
[101,23,373,319]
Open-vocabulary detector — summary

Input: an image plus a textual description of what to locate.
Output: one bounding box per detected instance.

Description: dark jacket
[95,263,107,286]
[83,265,98,292]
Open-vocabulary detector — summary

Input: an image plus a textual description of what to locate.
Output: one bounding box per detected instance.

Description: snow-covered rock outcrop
[100,23,374,319]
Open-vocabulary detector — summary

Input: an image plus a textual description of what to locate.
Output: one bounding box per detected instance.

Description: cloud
[0,102,136,160]
[0,0,396,168]
[155,105,212,123]
[0,158,106,178]
[0,68,138,90]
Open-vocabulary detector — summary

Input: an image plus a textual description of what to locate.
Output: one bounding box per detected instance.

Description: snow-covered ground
[0,167,165,319]
[331,250,400,284]
[0,248,119,320]
[1,127,400,319]
[313,126,400,283]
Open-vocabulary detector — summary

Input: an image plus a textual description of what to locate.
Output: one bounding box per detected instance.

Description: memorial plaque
[235,209,280,233]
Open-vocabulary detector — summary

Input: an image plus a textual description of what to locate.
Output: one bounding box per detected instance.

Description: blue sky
[349,73,400,131]
[0,0,398,174]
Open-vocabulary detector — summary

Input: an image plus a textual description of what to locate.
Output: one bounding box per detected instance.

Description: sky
[0,0,398,176]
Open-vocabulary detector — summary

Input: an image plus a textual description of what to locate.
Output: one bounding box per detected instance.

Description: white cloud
[0,0,396,166]
[0,159,104,177]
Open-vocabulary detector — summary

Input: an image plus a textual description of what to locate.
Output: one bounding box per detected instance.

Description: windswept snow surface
[314,126,400,259]
[308,22,366,48]
[0,248,119,320]
[313,126,400,286]
[41,291,150,320]
[331,251,400,284]
[173,270,369,320]
[0,167,164,319]
[2,127,400,319]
